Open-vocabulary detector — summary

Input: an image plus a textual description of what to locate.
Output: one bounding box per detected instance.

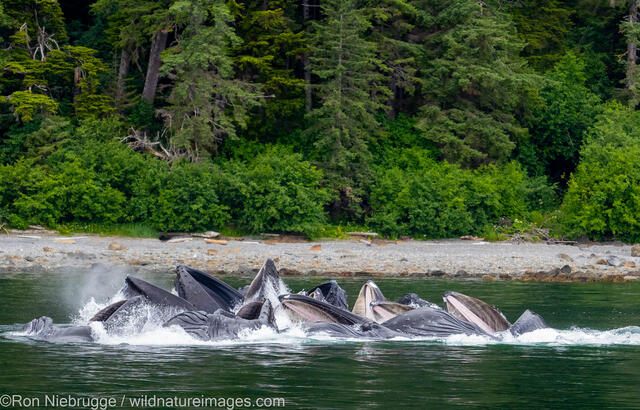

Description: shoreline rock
[1,233,639,282]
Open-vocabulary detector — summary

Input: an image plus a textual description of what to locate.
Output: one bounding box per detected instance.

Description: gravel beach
[1,232,639,282]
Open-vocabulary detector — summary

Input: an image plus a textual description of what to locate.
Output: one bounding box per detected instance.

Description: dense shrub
[560,104,640,241]
[0,156,125,226]
[366,160,553,238]
[221,147,330,235]
[518,53,601,184]
[144,163,230,232]
[0,115,558,239]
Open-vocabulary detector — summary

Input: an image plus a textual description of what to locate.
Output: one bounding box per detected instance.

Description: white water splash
[438,326,640,347]
[72,289,126,325]
[9,277,640,348]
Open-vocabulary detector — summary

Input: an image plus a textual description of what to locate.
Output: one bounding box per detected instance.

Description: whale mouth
[443,291,511,334]
[243,259,282,303]
[279,294,366,325]
[371,301,414,322]
[352,281,386,320]
[175,266,243,312]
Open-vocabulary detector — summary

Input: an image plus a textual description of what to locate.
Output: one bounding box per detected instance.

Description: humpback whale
[382,306,488,337]
[369,301,413,322]
[124,275,195,311]
[443,291,511,334]
[443,291,548,335]
[509,309,548,336]
[304,280,348,310]
[398,293,440,309]
[279,294,368,325]
[235,301,265,320]
[302,322,402,339]
[352,280,387,321]
[243,259,282,303]
[17,259,552,343]
[351,281,440,323]
[21,317,94,343]
[89,296,152,334]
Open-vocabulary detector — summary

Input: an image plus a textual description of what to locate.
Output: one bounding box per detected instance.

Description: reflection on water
[1,273,640,408]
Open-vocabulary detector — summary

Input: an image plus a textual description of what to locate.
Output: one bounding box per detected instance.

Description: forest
[1,0,640,241]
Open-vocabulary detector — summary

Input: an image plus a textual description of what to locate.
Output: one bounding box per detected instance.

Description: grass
[308,223,377,240]
[56,222,159,238]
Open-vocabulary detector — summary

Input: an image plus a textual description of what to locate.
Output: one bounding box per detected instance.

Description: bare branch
[121,127,187,162]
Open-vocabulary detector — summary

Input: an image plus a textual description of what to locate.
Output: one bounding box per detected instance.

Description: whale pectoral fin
[164,311,211,341]
[510,309,548,336]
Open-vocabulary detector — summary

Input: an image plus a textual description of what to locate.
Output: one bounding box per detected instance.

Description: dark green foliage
[306,0,390,218]
[0,118,328,235]
[143,163,230,232]
[160,0,261,158]
[367,160,553,238]
[560,103,640,241]
[508,0,573,70]
[371,115,439,168]
[0,119,41,164]
[234,0,306,138]
[518,53,601,184]
[222,147,330,235]
[414,0,542,167]
[0,156,126,226]
[0,0,637,241]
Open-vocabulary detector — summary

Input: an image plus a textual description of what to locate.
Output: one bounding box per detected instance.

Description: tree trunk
[116,48,131,107]
[388,76,398,119]
[142,29,169,104]
[73,67,82,97]
[303,1,312,112]
[627,0,638,89]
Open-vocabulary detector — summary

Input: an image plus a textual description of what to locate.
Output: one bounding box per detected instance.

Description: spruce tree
[306,0,390,217]
[160,0,261,159]
[365,0,421,117]
[234,0,306,138]
[413,0,541,167]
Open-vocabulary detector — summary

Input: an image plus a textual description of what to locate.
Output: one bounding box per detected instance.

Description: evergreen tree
[160,0,262,159]
[414,0,541,167]
[365,0,421,117]
[306,0,391,217]
[507,0,574,71]
[0,1,111,122]
[234,0,306,138]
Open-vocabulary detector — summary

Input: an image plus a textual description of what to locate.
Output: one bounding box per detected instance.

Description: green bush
[221,147,330,235]
[366,160,552,238]
[0,156,125,226]
[146,163,230,232]
[560,104,640,241]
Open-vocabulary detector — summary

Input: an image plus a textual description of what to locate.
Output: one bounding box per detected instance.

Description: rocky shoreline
[1,232,640,282]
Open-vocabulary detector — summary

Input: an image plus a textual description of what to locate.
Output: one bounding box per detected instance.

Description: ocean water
[1,270,640,409]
